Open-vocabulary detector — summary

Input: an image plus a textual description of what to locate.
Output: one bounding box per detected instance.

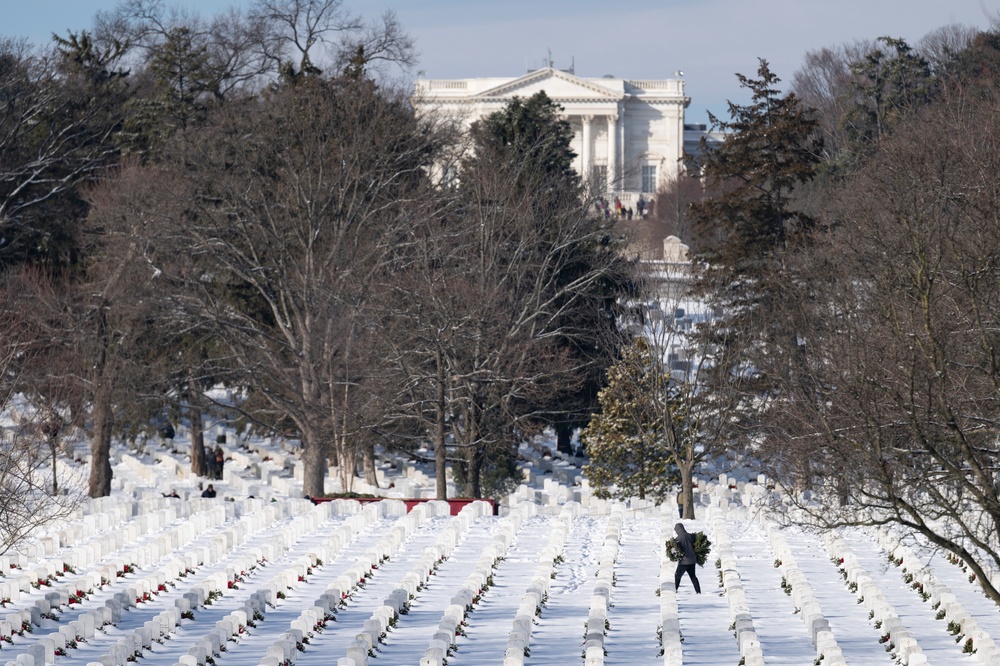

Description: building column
[606,112,618,194]
[581,115,593,186]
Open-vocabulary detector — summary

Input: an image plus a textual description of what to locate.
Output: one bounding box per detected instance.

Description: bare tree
[65,163,187,496]
[761,94,1000,604]
[247,0,413,82]
[166,77,437,498]
[791,41,870,163]
[0,274,83,549]
[918,23,978,74]
[648,173,705,254]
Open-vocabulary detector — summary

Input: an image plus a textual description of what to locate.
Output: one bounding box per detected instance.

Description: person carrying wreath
[673,523,701,593]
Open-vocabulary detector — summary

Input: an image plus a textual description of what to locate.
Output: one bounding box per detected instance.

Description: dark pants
[675,563,701,593]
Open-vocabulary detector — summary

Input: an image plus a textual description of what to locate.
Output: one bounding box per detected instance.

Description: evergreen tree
[691,59,822,296]
[0,34,130,274]
[123,26,216,158]
[841,37,937,152]
[581,338,683,502]
[469,91,578,198]
[450,91,633,493]
[688,59,822,451]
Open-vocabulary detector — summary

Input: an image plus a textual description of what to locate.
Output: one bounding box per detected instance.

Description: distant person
[162,489,180,499]
[677,490,684,518]
[214,447,225,480]
[673,523,701,593]
[201,484,217,498]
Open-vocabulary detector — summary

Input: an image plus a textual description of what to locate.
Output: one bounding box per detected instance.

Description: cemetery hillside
[2,2,1000,665]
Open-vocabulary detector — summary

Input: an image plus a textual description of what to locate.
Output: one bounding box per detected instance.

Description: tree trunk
[463,431,483,498]
[88,386,113,498]
[50,439,58,495]
[301,427,327,498]
[435,351,447,500]
[679,460,695,520]
[462,444,476,498]
[362,441,378,487]
[188,379,207,477]
[462,401,482,498]
[332,433,351,494]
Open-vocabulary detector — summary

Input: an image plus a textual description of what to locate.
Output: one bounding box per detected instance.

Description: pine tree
[691,59,822,300]
[843,37,937,149]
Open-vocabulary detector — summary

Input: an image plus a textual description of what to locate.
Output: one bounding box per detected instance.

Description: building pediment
[474,68,621,102]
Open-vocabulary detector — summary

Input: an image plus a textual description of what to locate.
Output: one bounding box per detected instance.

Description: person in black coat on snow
[674,523,701,593]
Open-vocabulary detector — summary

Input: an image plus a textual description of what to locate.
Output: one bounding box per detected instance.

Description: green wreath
[665,531,712,567]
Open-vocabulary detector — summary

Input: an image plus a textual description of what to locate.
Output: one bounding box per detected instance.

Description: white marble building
[414,67,713,205]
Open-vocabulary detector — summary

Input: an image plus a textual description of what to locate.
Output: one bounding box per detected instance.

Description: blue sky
[6,0,999,124]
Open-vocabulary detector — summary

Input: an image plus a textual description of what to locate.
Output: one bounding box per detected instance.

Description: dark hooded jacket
[674,523,697,565]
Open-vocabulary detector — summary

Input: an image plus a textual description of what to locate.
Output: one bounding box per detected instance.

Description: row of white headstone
[728,479,912,666]
[657,511,681,666]
[1,500,234,661]
[823,529,925,664]
[583,505,625,666]
[871,526,1000,665]
[761,514,847,664]
[91,497,347,666]
[419,502,538,666]
[705,504,764,666]
[257,499,424,666]
[502,502,579,665]
[741,478,934,666]
[331,499,495,666]
[8,491,346,666]
[748,478,1000,666]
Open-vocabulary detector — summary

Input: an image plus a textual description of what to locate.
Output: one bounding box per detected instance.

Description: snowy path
[781,524,888,665]
[604,515,661,665]
[842,529,972,666]
[528,514,605,665]
[376,516,497,665]
[677,517,742,666]
[449,515,551,665]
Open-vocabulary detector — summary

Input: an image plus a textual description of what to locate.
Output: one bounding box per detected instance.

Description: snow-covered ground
[2,425,998,666]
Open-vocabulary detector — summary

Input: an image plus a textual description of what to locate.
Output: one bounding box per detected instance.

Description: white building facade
[414,68,704,205]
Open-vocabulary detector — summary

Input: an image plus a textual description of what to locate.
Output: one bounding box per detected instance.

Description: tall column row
[575,112,619,195]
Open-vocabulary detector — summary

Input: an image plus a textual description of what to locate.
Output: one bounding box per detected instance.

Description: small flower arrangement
[665,532,712,567]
